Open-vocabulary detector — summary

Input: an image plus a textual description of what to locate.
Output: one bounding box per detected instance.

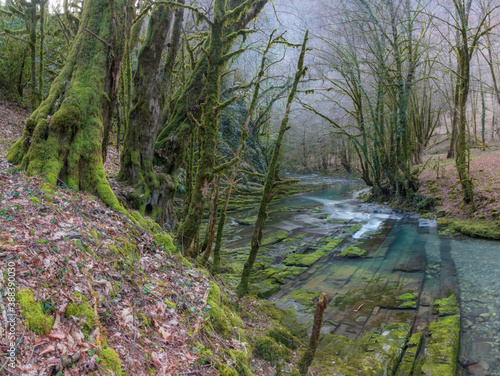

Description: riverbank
[418,139,500,239]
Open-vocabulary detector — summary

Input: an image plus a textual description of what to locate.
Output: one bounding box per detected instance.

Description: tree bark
[117,4,176,227]
[176,0,268,257]
[298,293,328,375]
[236,31,308,298]
[7,0,133,212]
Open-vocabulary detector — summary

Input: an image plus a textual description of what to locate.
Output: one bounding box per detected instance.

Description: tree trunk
[211,31,276,273]
[117,5,176,227]
[176,0,267,257]
[7,0,133,212]
[447,80,459,159]
[298,293,328,375]
[236,31,308,298]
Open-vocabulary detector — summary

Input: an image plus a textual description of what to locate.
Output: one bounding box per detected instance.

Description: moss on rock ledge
[339,246,367,258]
[419,295,460,376]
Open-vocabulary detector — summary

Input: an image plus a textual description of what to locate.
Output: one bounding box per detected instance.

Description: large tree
[7,0,134,212]
[117,3,176,227]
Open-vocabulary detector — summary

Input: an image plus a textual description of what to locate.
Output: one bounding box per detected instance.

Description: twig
[354,303,364,313]
[84,28,114,50]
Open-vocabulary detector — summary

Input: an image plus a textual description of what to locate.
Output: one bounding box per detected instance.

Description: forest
[1,0,500,375]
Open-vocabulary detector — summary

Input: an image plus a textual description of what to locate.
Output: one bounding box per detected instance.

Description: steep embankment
[0,101,305,376]
[419,137,500,239]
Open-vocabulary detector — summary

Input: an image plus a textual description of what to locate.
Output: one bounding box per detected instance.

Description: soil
[419,135,500,220]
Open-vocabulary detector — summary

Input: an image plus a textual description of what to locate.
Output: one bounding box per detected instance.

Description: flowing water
[225,176,500,375]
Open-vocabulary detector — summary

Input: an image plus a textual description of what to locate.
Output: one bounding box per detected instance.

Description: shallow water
[228,177,500,375]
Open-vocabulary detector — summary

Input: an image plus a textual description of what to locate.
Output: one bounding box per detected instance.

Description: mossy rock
[317,236,342,252]
[398,301,417,309]
[446,219,500,240]
[253,279,281,299]
[207,282,244,339]
[420,315,460,375]
[257,301,308,339]
[18,289,54,335]
[261,232,289,246]
[339,246,367,258]
[313,323,411,375]
[395,332,422,376]
[433,294,460,317]
[65,293,96,332]
[396,293,416,301]
[288,289,321,308]
[282,250,326,267]
[99,347,123,375]
[216,365,239,376]
[254,336,291,366]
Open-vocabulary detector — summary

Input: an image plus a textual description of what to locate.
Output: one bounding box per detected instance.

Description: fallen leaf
[44,332,66,340]
[151,352,162,366]
[40,345,56,356]
[159,327,170,340]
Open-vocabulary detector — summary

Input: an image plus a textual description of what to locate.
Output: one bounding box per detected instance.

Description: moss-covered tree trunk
[176,0,267,257]
[236,31,308,298]
[7,0,133,212]
[298,292,328,375]
[155,0,268,179]
[117,5,176,227]
[177,6,224,256]
[212,31,276,273]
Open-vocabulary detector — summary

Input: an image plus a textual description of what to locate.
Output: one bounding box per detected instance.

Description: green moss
[266,326,300,350]
[229,350,254,376]
[318,214,329,219]
[420,296,460,376]
[208,281,222,304]
[395,333,422,376]
[30,196,41,204]
[100,347,123,375]
[152,233,177,253]
[344,224,362,232]
[398,301,417,309]
[433,294,460,317]
[396,293,416,301]
[289,289,321,308]
[65,293,95,332]
[443,219,500,240]
[339,246,367,258]
[254,336,291,366]
[18,289,54,335]
[165,298,176,310]
[217,365,239,376]
[206,281,243,339]
[318,236,342,252]
[257,301,308,339]
[253,279,281,298]
[312,323,411,375]
[261,232,289,246]
[173,252,193,268]
[283,250,326,267]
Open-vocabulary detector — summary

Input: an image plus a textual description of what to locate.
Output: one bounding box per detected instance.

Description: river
[221,176,500,375]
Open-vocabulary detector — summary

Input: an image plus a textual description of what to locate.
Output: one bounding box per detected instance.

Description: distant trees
[306,0,433,199]
[441,0,499,204]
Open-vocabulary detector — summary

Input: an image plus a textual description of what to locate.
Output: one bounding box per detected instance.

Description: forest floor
[419,135,500,222]
[0,101,301,376]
